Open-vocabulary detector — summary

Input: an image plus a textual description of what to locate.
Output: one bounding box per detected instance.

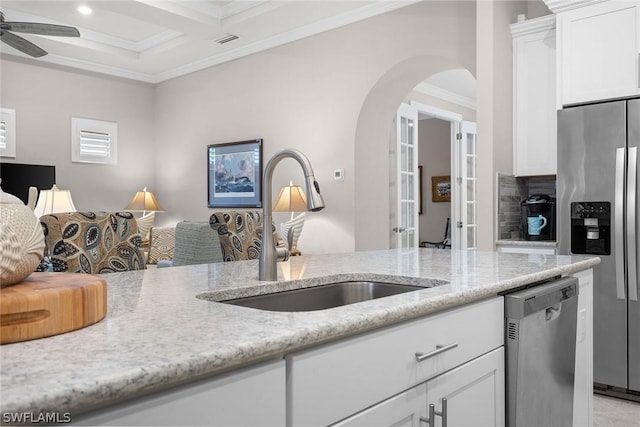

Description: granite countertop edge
[0,250,600,418]
[496,239,557,247]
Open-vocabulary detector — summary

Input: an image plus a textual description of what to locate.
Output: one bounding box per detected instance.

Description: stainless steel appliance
[505,276,579,427]
[570,201,611,255]
[558,99,639,399]
[521,194,556,241]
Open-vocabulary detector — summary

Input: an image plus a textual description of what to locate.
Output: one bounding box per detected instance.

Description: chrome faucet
[259,149,325,281]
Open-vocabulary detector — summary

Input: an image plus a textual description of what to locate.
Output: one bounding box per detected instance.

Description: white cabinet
[557,1,640,106]
[287,297,504,426]
[425,347,505,427]
[511,15,557,176]
[333,383,427,427]
[72,358,286,426]
[335,347,505,427]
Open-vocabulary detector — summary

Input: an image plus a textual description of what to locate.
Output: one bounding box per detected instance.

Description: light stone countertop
[496,239,557,247]
[0,248,599,418]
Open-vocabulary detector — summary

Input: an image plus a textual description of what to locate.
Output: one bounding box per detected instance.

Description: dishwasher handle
[505,277,579,319]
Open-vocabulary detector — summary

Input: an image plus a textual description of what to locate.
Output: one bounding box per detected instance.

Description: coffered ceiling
[0,0,422,83]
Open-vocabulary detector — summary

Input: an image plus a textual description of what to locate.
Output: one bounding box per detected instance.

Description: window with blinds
[71,117,117,164]
[0,108,17,158]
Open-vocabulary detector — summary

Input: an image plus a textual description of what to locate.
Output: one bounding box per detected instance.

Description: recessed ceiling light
[77,5,92,15]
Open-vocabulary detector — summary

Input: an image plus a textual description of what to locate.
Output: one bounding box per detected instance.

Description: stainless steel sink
[220,281,428,312]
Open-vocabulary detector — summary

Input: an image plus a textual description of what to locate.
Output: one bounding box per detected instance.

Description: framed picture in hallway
[431,175,451,203]
[207,139,263,208]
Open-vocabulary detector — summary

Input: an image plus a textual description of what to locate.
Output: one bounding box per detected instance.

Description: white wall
[476,0,527,250]
[155,1,477,254]
[0,58,155,212]
[353,1,476,251]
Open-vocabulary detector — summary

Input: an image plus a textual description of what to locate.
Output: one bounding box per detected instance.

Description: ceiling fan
[0,11,80,58]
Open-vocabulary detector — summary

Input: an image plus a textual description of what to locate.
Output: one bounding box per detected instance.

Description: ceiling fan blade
[4,22,79,37]
[0,30,47,57]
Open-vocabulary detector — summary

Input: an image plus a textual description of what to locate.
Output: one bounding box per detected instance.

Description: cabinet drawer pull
[415,343,458,362]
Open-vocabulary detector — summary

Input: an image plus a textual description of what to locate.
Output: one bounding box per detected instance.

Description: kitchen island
[0,248,599,426]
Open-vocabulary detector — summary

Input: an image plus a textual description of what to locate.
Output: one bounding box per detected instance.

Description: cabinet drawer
[287,297,504,426]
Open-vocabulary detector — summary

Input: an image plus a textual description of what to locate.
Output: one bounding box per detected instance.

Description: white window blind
[0,108,17,158]
[72,117,117,164]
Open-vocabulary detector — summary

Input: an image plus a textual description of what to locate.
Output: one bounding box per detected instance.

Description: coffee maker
[521,194,556,241]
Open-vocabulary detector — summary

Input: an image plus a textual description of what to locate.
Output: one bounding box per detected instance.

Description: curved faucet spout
[260,149,325,281]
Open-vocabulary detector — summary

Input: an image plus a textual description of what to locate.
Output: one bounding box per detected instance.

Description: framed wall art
[431,175,451,203]
[207,139,263,208]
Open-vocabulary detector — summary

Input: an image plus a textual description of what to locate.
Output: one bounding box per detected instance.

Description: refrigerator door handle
[629,146,638,302]
[616,147,626,300]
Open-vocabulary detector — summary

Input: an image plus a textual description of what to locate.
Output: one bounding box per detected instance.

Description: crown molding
[154,0,422,83]
[510,14,556,37]
[168,0,224,19]
[543,0,607,13]
[413,82,476,111]
[222,0,272,19]
[3,7,183,54]
[3,0,422,84]
[15,53,158,83]
[81,28,183,53]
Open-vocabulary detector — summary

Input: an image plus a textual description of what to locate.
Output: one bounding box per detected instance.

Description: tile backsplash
[497,174,556,240]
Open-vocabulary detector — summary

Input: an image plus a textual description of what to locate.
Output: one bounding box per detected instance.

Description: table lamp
[33,185,77,218]
[124,187,164,216]
[124,187,164,242]
[273,181,307,256]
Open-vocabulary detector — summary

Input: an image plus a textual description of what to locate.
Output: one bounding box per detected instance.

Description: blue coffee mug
[527,215,547,235]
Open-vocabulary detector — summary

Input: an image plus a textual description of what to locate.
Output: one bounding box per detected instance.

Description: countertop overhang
[0,248,600,417]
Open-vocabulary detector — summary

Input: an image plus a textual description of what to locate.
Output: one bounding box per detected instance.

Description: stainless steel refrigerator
[558,98,639,398]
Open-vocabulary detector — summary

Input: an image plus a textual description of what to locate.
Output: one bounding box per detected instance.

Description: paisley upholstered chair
[40,211,146,273]
[209,211,285,262]
[209,211,265,261]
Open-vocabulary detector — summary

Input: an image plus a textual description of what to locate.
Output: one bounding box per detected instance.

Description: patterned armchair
[209,211,281,262]
[40,211,146,273]
[209,211,263,261]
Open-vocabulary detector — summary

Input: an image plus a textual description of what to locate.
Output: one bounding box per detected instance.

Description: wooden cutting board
[0,272,107,345]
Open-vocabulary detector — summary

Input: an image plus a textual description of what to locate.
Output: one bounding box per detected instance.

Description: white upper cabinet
[512,15,557,176]
[557,1,640,106]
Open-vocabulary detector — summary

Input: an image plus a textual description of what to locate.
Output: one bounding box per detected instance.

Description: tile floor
[594,394,640,426]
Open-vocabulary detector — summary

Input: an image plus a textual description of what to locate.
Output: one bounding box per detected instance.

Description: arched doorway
[354,55,475,251]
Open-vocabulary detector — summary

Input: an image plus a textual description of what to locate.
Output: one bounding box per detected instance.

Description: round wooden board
[0,272,107,345]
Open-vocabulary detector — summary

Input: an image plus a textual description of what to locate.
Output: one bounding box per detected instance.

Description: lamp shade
[33,185,77,218]
[273,182,307,212]
[124,187,164,212]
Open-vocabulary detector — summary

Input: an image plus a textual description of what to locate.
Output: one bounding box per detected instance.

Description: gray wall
[0,58,155,212]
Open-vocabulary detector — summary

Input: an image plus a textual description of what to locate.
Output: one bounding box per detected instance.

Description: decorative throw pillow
[147,226,175,264]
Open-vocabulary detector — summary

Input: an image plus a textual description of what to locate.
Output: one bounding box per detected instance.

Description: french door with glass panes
[393,103,419,249]
[453,121,478,250]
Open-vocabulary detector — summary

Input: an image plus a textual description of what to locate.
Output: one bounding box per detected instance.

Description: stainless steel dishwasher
[505,276,579,427]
